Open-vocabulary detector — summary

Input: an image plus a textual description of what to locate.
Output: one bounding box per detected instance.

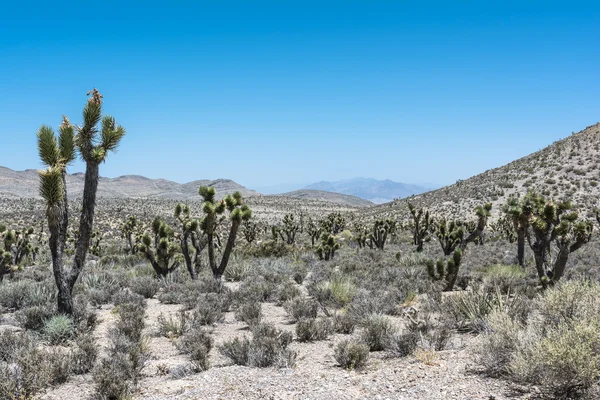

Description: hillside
[274,189,374,208]
[305,178,433,204]
[0,167,259,200]
[362,122,600,221]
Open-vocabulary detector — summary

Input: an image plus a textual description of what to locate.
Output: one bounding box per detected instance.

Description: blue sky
[1,1,599,190]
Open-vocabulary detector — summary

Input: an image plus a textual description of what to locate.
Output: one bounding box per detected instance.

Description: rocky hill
[0,167,259,200]
[274,190,374,208]
[362,122,600,221]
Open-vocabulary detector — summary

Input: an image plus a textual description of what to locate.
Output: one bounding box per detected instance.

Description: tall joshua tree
[37,89,125,314]
[199,187,251,281]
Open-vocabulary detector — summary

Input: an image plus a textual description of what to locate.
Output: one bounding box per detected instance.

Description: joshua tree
[199,187,251,281]
[503,197,530,267]
[121,215,140,254]
[426,248,462,291]
[306,218,321,246]
[242,219,258,244]
[174,203,207,280]
[0,225,36,282]
[89,229,103,257]
[352,222,369,248]
[316,232,340,260]
[321,212,346,235]
[408,202,433,252]
[433,218,465,256]
[368,219,397,250]
[279,214,300,245]
[37,89,125,314]
[461,203,492,249]
[518,192,591,285]
[139,217,181,278]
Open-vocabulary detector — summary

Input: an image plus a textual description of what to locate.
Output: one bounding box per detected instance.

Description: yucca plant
[198,187,252,281]
[37,89,125,314]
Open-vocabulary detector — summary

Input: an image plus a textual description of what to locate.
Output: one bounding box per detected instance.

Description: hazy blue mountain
[304,178,435,204]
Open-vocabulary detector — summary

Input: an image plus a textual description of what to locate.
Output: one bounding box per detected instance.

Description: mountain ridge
[304,177,434,204]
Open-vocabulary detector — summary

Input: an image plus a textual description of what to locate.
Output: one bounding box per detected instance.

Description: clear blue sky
[1,1,599,190]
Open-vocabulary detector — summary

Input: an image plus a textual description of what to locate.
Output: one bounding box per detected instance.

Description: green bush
[43,315,75,344]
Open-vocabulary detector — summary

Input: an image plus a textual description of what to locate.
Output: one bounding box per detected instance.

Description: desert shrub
[111,289,146,309]
[245,240,290,258]
[0,280,55,310]
[284,297,319,321]
[115,302,146,342]
[98,254,141,268]
[86,287,111,306]
[481,264,529,294]
[296,318,332,342]
[177,327,213,372]
[157,282,183,304]
[43,315,75,344]
[235,276,276,303]
[192,293,225,326]
[94,295,149,399]
[72,295,98,332]
[130,275,159,298]
[93,352,134,400]
[386,330,419,357]
[292,263,309,284]
[219,336,251,366]
[0,331,50,398]
[47,350,72,384]
[361,314,396,351]
[308,274,356,308]
[219,323,295,368]
[157,311,190,338]
[224,258,253,281]
[235,301,262,327]
[276,281,302,305]
[333,312,356,334]
[478,280,600,397]
[71,333,98,375]
[346,289,381,323]
[444,289,528,333]
[15,304,54,331]
[334,340,370,370]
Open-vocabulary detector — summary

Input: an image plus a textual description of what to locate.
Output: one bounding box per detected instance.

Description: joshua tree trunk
[516,227,525,267]
[181,231,198,280]
[213,220,241,279]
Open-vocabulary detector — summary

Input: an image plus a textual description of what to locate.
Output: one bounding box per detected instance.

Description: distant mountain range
[303,178,436,204]
[0,167,258,200]
[0,167,435,208]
